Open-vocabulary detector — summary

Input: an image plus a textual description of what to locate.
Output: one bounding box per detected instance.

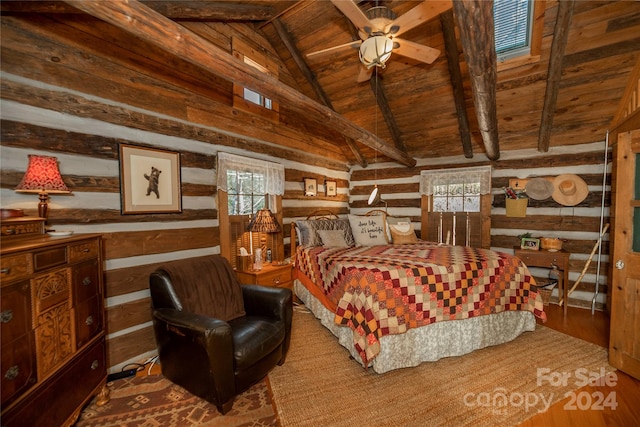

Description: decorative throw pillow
[386,216,411,242]
[295,220,321,247]
[317,229,349,248]
[296,219,355,247]
[348,214,388,246]
[311,219,355,247]
[389,222,419,244]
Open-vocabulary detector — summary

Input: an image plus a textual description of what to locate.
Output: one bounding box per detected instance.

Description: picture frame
[520,237,540,251]
[325,180,337,197]
[304,177,317,197]
[119,144,182,214]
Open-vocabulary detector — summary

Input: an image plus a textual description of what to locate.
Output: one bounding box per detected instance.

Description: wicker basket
[536,284,556,306]
[505,198,528,217]
[540,237,563,251]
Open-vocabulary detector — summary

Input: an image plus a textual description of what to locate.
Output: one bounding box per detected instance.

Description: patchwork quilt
[295,243,547,367]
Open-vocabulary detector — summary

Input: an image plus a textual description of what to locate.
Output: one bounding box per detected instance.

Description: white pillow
[317,230,349,248]
[348,215,388,246]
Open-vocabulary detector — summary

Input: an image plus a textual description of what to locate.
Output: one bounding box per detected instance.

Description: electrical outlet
[509,179,529,190]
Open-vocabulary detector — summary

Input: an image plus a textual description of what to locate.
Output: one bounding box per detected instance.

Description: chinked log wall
[1,102,349,373]
[349,144,611,311]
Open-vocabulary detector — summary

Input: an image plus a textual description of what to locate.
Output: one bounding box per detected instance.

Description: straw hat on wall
[552,174,589,206]
[525,178,554,200]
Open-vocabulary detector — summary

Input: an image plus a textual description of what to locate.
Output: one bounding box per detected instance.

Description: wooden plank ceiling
[4,0,640,169]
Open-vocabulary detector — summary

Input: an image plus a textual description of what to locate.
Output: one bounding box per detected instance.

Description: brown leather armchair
[149,255,292,414]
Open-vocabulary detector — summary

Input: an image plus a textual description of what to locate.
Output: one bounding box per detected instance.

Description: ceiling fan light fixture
[359,35,394,69]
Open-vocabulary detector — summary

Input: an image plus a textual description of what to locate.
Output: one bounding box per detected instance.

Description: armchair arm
[151,308,236,406]
[241,285,293,362]
[241,285,292,321]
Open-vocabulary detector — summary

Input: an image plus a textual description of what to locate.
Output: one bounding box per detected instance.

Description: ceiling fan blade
[307,40,361,58]
[393,38,440,64]
[331,0,374,34]
[387,0,452,37]
[356,66,373,82]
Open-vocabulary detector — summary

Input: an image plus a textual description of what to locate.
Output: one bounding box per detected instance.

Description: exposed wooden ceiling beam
[65,0,416,167]
[1,1,276,21]
[441,8,473,158]
[141,2,276,21]
[270,18,368,168]
[538,0,574,152]
[370,73,408,154]
[453,0,499,160]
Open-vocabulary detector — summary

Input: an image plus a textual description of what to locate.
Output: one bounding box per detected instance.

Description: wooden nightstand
[236,263,293,290]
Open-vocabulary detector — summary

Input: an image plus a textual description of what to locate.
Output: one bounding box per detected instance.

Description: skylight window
[494,0,534,62]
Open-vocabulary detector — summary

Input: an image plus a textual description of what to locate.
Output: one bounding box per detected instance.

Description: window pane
[494,0,531,55]
[433,197,447,212]
[244,88,261,106]
[464,196,480,212]
[449,197,464,212]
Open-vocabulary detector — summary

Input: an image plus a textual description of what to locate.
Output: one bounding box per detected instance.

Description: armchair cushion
[161,256,245,321]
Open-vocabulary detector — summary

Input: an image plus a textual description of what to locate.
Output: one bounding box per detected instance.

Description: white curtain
[216,152,285,195]
[419,166,492,195]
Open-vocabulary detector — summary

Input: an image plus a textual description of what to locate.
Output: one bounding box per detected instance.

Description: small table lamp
[248,208,281,262]
[15,155,71,220]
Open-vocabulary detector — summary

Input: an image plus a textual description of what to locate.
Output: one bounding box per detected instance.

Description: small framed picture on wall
[325,180,337,197]
[304,178,317,197]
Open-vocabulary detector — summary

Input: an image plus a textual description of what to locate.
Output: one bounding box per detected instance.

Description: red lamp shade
[15,155,71,219]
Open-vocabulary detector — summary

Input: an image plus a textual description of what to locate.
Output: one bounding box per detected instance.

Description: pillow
[295,219,355,247]
[386,216,410,242]
[348,214,388,246]
[295,220,320,247]
[389,222,419,244]
[317,229,349,248]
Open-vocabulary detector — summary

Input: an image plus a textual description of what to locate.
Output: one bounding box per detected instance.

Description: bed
[291,211,547,373]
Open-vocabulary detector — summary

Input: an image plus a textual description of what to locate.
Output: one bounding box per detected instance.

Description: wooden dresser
[1,229,109,427]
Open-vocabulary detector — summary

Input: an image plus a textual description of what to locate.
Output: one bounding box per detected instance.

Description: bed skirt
[294,280,537,374]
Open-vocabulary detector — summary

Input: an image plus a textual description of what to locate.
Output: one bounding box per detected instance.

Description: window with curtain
[494,0,536,62]
[420,166,492,248]
[217,152,285,265]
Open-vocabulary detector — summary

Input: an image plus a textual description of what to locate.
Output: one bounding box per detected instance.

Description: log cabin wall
[350,140,611,310]
[0,13,349,373]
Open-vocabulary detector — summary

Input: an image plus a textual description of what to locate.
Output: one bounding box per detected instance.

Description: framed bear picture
[119,144,182,214]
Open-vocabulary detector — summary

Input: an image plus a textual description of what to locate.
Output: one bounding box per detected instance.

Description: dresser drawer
[33,247,67,272]
[31,268,71,317]
[1,281,32,347]
[35,302,74,378]
[1,340,106,427]
[69,239,100,263]
[73,259,100,304]
[75,295,103,349]
[1,333,36,408]
[1,253,33,284]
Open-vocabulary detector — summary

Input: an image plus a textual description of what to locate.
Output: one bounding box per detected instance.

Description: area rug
[268,309,615,427]
[76,374,277,427]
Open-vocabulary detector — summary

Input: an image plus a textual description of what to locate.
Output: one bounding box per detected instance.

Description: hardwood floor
[519,304,640,426]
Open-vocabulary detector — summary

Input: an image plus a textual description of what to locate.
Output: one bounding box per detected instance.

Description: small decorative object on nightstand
[236,263,293,290]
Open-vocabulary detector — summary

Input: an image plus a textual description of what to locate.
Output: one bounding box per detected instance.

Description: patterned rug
[76,374,277,427]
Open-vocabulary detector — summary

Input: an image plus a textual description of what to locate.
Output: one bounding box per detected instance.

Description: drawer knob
[1,309,13,323]
[91,360,99,370]
[83,248,90,253]
[82,277,92,286]
[86,315,94,326]
[4,366,19,381]
[1,268,10,274]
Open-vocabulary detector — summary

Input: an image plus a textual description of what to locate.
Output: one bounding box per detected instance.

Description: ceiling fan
[307,0,450,82]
